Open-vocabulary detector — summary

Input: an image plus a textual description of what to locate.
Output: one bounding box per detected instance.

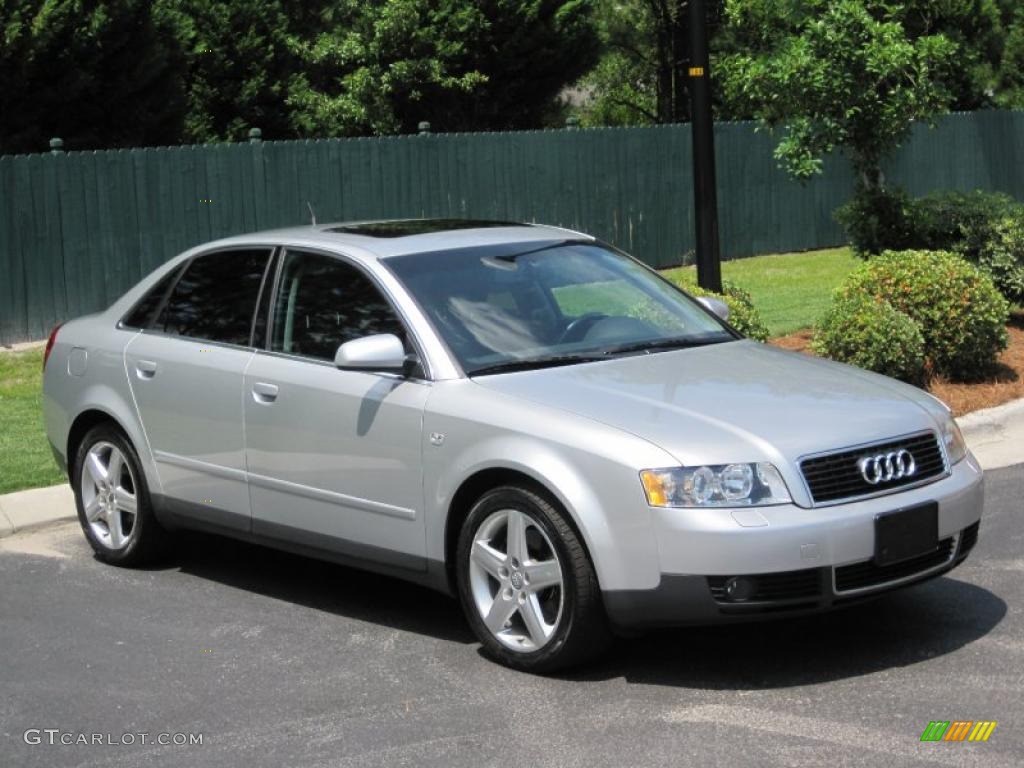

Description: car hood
[471,340,943,468]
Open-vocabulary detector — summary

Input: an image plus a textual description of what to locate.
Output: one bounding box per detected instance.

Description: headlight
[640,463,792,508]
[939,413,968,465]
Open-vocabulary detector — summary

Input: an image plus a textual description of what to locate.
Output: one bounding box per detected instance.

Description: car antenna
[306,202,317,227]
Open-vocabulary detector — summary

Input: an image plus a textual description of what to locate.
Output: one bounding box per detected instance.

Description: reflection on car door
[243,249,429,570]
[124,248,272,531]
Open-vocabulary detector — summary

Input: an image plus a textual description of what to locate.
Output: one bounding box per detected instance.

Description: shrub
[911,190,1019,257]
[829,250,1009,380]
[834,186,914,256]
[811,293,927,384]
[971,216,1024,305]
[668,274,771,341]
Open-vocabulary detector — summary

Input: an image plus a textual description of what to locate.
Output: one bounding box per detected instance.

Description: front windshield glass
[384,241,735,375]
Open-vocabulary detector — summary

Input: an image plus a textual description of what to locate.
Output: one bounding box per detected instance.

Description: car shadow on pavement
[568,575,1007,690]
[166,531,475,645]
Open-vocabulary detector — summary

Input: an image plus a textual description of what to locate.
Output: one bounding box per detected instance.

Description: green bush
[825,250,1009,380]
[668,274,771,341]
[837,187,1024,305]
[811,293,927,384]
[909,190,1018,256]
[971,216,1024,305]
[834,186,914,256]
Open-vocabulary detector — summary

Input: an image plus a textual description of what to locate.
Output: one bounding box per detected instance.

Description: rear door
[124,247,273,531]
[243,249,430,569]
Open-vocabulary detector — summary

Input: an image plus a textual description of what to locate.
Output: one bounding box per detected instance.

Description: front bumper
[603,453,984,628]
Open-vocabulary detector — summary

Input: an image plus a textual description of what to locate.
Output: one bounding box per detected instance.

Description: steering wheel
[558,312,608,344]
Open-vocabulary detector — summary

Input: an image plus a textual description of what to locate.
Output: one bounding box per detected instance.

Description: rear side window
[121,265,183,329]
[270,250,404,361]
[157,249,272,345]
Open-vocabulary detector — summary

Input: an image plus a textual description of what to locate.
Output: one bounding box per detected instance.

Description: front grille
[708,568,821,604]
[834,537,955,592]
[958,521,980,556]
[800,432,946,505]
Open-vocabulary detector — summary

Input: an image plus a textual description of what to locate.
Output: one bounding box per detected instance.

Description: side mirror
[334,334,408,373]
[697,296,730,321]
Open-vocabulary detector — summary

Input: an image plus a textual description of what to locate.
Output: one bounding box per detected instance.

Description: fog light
[724,576,756,602]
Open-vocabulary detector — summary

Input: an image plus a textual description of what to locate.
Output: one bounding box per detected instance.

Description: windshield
[384,241,735,375]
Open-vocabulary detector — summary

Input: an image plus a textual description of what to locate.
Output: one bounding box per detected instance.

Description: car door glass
[270,251,404,361]
[157,249,272,345]
[121,264,184,329]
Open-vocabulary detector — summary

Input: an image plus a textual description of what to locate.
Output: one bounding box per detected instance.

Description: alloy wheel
[80,441,139,550]
[468,508,565,652]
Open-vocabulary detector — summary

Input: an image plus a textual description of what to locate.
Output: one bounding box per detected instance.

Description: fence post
[418,121,431,135]
[248,127,262,144]
[49,137,64,155]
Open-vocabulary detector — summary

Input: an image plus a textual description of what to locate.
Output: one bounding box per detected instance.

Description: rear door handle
[252,382,279,403]
[135,360,158,379]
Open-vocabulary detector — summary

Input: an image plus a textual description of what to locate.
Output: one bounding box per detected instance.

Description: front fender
[422,382,674,592]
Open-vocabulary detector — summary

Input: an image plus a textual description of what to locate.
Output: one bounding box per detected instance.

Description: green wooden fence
[3,110,1024,344]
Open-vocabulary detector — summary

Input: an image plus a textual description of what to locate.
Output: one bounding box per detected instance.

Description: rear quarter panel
[43,316,160,494]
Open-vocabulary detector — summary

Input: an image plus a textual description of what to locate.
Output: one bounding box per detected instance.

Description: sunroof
[324,219,525,238]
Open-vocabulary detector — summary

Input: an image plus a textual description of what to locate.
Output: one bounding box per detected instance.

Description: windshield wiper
[468,354,605,377]
[600,335,731,357]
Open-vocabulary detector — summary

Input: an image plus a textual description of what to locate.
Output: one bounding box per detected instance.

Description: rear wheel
[456,485,611,672]
[72,424,166,566]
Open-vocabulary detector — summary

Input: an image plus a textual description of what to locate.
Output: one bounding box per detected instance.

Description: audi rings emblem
[858,449,916,485]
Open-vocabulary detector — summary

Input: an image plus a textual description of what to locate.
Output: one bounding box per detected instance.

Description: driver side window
[270,250,404,362]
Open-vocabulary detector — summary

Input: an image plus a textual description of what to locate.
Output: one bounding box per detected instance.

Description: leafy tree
[718,0,956,191]
[579,0,721,126]
[288,1,600,136]
[156,0,298,143]
[995,3,1024,107]
[0,0,186,154]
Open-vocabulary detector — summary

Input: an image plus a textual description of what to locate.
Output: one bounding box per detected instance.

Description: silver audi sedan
[42,220,984,671]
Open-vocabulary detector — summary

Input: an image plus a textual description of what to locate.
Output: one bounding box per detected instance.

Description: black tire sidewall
[456,485,588,671]
[72,423,159,565]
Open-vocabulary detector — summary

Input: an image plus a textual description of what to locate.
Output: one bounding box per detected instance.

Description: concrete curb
[0,484,75,538]
[0,399,1020,539]
[957,397,1024,472]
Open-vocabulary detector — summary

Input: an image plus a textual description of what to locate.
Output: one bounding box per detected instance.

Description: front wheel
[456,485,611,672]
[72,423,166,566]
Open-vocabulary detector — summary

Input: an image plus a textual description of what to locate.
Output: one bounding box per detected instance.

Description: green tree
[156,0,298,143]
[718,0,956,191]
[995,3,1024,107]
[0,0,186,154]
[288,1,600,136]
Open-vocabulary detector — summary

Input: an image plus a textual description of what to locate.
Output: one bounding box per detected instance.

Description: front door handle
[135,360,158,379]
[252,382,279,403]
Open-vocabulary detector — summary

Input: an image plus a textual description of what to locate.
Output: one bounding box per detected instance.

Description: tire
[71,423,166,566]
[456,484,611,672]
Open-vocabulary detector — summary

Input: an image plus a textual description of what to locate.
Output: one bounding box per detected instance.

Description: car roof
[192,219,592,261]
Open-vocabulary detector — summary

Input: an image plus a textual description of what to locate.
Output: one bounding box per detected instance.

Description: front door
[125,247,272,531]
[244,249,429,569]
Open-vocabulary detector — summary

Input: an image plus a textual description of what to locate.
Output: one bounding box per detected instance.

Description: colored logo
[920,721,997,742]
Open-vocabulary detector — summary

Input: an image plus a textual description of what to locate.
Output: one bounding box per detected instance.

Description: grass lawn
[663,247,860,337]
[0,348,65,495]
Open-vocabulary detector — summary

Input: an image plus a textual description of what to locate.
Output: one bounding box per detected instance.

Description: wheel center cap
[510,570,524,590]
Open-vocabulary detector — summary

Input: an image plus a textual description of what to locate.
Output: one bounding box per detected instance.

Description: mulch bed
[770,314,1024,417]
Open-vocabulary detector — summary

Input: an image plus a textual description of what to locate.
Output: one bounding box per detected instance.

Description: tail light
[43,323,63,371]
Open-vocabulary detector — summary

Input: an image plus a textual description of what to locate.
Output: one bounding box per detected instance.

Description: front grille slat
[835,537,955,592]
[800,432,946,505]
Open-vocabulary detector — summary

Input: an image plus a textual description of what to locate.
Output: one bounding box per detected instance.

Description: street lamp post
[688,0,723,293]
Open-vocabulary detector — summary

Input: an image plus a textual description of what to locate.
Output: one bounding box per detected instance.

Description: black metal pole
[688,0,722,292]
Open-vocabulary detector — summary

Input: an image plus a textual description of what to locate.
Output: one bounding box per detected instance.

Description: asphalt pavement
[1,464,1021,768]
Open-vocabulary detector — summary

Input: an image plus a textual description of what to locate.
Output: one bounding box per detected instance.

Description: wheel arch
[442,465,599,595]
